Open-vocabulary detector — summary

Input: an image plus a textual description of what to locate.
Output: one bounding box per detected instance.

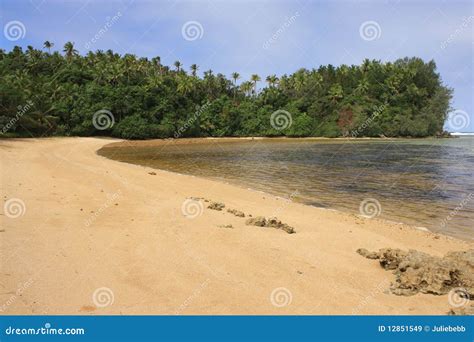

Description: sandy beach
[1,137,472,315]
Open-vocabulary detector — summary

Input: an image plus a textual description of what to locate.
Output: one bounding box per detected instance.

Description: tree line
[0,41,452,139]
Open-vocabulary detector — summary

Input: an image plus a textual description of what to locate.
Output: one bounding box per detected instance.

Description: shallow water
[99,137,474,240]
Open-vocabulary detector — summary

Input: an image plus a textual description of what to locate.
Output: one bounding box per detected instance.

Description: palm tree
[250,74,260,95]
[231,72,240,99]
[240,81,253,97]
[122,54,136,83]
[265,75,272,87]
[152,56,161,74]
[177,76,194,95]
[265,74,278,88]
[25,46,41,69]
[294,72,306,93]
[174,61,182,72]
[231,72,240,85]
[26,45,35,57]
[328,84,343,103]
[190,64,199,77]
[312,73,323,88]
[204,69,213,78]
[43,41,54,53]
[356,79,369,95]
[338,65,349,76]
[361,58,371,74]
[63,41,78,60]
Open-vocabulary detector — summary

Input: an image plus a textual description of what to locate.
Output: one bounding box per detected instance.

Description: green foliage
[0,44,452,138]
[113,115,155,139]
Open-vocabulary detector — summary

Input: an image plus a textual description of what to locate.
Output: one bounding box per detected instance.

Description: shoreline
[1,137,472,315]
[98,137,472,242]
[99,155,440,240]
[1,133,461,147]
[98,135,459,149]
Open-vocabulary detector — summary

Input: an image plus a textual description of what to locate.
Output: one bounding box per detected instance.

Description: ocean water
[99,137,474,240]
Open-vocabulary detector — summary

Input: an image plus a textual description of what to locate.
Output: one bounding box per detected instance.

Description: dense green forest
[0,42,452,139]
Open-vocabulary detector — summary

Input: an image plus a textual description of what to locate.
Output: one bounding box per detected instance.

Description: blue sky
[1,0,473,132]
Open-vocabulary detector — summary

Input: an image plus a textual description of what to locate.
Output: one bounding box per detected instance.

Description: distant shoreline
[2,134,464,140]
[97,134,466,149]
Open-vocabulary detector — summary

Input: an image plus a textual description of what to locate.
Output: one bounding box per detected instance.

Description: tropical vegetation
[0,42,452,139]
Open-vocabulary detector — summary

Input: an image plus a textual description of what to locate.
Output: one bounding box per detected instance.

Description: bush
[112,115,156,139]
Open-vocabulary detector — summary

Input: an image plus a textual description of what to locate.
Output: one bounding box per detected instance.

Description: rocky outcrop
[185,197,296,234]
[357,248,474,297]
[245,216,295,234]
[227,208,245,217]
[208,202,225,211]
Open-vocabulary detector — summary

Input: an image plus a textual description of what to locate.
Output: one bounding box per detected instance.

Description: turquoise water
[99,137,474,240]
